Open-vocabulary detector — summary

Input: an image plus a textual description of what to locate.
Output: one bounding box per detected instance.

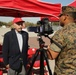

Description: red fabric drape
[0,0,61,17]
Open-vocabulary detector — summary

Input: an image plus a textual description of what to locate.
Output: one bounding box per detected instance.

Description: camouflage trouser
[54,71,76,75]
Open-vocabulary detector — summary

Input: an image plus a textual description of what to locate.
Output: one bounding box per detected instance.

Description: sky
[42,0,73,6]
[0,0,74,23]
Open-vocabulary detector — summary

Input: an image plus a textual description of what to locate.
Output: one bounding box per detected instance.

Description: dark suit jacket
[2,29,29,69]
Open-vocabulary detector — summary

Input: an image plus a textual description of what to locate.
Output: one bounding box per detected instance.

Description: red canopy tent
[68,0,76,8]
[48,16,59,22]
[36,0,61,21]
[41,14,60,22]
[0,0,61,17]
[39,0,61,22]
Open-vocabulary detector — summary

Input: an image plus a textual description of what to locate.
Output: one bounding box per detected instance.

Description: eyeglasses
[58,14,63,17]
[16,22,24,26]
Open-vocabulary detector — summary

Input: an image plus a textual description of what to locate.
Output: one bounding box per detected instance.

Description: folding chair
[0,58,3,75]
[0,45,7,74]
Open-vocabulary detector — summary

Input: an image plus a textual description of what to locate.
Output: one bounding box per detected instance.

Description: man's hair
[62,6,76,20]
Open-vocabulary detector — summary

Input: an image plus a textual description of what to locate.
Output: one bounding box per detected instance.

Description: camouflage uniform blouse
[50,23,76,75]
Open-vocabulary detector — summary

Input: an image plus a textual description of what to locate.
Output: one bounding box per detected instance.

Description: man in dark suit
[2,17,29,75]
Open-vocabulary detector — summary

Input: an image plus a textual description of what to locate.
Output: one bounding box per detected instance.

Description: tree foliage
[25,22,37,27]
[0,21,8,26]
[0,21,37,27]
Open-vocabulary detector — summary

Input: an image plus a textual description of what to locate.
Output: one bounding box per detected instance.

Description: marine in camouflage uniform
[52,23,76,75]
[47,6,76,75]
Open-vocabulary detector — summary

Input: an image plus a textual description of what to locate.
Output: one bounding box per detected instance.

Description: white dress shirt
[15,30,23,52]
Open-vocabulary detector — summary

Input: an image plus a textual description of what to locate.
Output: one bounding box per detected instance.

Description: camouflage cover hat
[59,6,76,17]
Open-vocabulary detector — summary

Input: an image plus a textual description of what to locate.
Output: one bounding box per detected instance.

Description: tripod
[26,35,52,75]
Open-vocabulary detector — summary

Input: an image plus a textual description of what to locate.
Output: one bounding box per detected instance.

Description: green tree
[0,21,8,27]
[7,21,13,27]
[25,22,37,27]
